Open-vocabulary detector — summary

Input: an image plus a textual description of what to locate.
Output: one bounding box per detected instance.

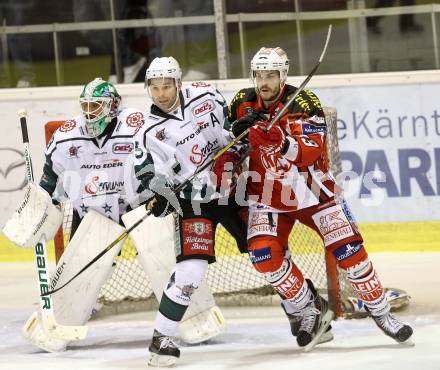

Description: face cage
[146,77,181,112]
[80,98,113,138]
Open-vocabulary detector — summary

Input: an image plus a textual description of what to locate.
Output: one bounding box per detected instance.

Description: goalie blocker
[2,183,62,248]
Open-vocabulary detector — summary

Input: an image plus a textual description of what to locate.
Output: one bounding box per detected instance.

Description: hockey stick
[41,158,219,297]
[18,109,88,340]
[265,24,332,131]
[42,26,333,297]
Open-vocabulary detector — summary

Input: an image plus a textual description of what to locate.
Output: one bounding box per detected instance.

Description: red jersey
[228,85,337,212]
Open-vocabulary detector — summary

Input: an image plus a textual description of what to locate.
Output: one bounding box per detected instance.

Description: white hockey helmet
[145,56,182,85]
[250,47,290,82]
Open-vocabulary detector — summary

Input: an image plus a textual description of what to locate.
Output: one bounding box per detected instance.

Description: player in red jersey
[228,47,413,349]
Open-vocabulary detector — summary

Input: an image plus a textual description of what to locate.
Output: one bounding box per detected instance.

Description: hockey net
[44,107,408,318]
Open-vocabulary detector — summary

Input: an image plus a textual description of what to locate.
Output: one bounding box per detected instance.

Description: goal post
[43,107,409,319]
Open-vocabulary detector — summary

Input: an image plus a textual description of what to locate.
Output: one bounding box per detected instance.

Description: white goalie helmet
[145,56,182,85]
[250,47,290,82]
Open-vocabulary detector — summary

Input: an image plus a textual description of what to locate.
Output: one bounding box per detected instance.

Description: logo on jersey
[112,143,134,154]
[189,139,219,165]
[155,128,167,141]
[176,121,209,146]
[59,120,76,132]
[259,151,293,177]
[185,221,212,236]
[191,82,211,88]
[68,144,82,158]
[80,159,123,169]
[311,205,354,247]
[193,99,215,118]
[84,175,124,195]
[126,112,144,128]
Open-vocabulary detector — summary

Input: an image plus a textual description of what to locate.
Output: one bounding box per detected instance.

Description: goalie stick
[41,25,333,297]
[18,109,88,341]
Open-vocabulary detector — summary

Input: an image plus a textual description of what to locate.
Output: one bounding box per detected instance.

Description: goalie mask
[250,47,290,98]
[145,57,182,113]
[79,78,121,138]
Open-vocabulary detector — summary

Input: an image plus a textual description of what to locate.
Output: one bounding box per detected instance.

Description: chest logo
[112,142,134,154]
[193,99,214,118]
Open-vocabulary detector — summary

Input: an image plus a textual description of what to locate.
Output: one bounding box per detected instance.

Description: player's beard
[257,84,281,103]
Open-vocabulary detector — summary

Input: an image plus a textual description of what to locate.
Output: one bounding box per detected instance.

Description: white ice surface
[1,252,440,370]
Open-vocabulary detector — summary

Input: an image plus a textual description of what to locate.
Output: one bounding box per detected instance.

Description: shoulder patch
[126,111,144,128]
[191,81,211,89]
[59,119,77,133]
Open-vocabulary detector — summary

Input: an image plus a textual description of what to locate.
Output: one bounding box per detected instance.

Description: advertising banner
[0,74,439,227]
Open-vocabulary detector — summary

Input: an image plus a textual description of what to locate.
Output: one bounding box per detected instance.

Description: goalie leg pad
[2,183,62,248]
[122,206,226,343]
[48,209,125,325]
[22,311,67,353]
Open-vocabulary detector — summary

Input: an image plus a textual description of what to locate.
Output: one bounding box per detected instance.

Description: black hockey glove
[147,193,175,217]
[231,112,267,141]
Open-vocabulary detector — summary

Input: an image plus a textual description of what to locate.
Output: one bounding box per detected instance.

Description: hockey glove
[147,193,176,217]
[231,111,267,141]
[249,120,287,155]
[211,150,242,189]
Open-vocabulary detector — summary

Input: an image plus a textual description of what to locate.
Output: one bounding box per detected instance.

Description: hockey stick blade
[43,314,88,340]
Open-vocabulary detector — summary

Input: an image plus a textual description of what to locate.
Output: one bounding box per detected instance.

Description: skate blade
[148,353,178,368]
[398,338,415,347]
[303,309,334,352]
[317,329,334,345]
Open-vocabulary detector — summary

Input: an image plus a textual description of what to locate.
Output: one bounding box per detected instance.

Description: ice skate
[369,309,413,345]
[281,302,334,345]
[148,330,180,367]
[296,279,334,352]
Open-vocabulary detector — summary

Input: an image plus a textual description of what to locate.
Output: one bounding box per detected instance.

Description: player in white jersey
[41,80,144,223]
[134,57,248,367]
[11,78,148,352]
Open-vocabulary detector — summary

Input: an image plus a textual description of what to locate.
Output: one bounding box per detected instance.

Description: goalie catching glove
[2,183,62,248]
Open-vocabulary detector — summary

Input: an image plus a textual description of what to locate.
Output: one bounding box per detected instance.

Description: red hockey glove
[249,120,286,155]
[211,151,241,189]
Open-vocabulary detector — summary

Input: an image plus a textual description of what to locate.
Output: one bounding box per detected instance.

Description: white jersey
[41,108,145,222]
[134,83,235,201]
